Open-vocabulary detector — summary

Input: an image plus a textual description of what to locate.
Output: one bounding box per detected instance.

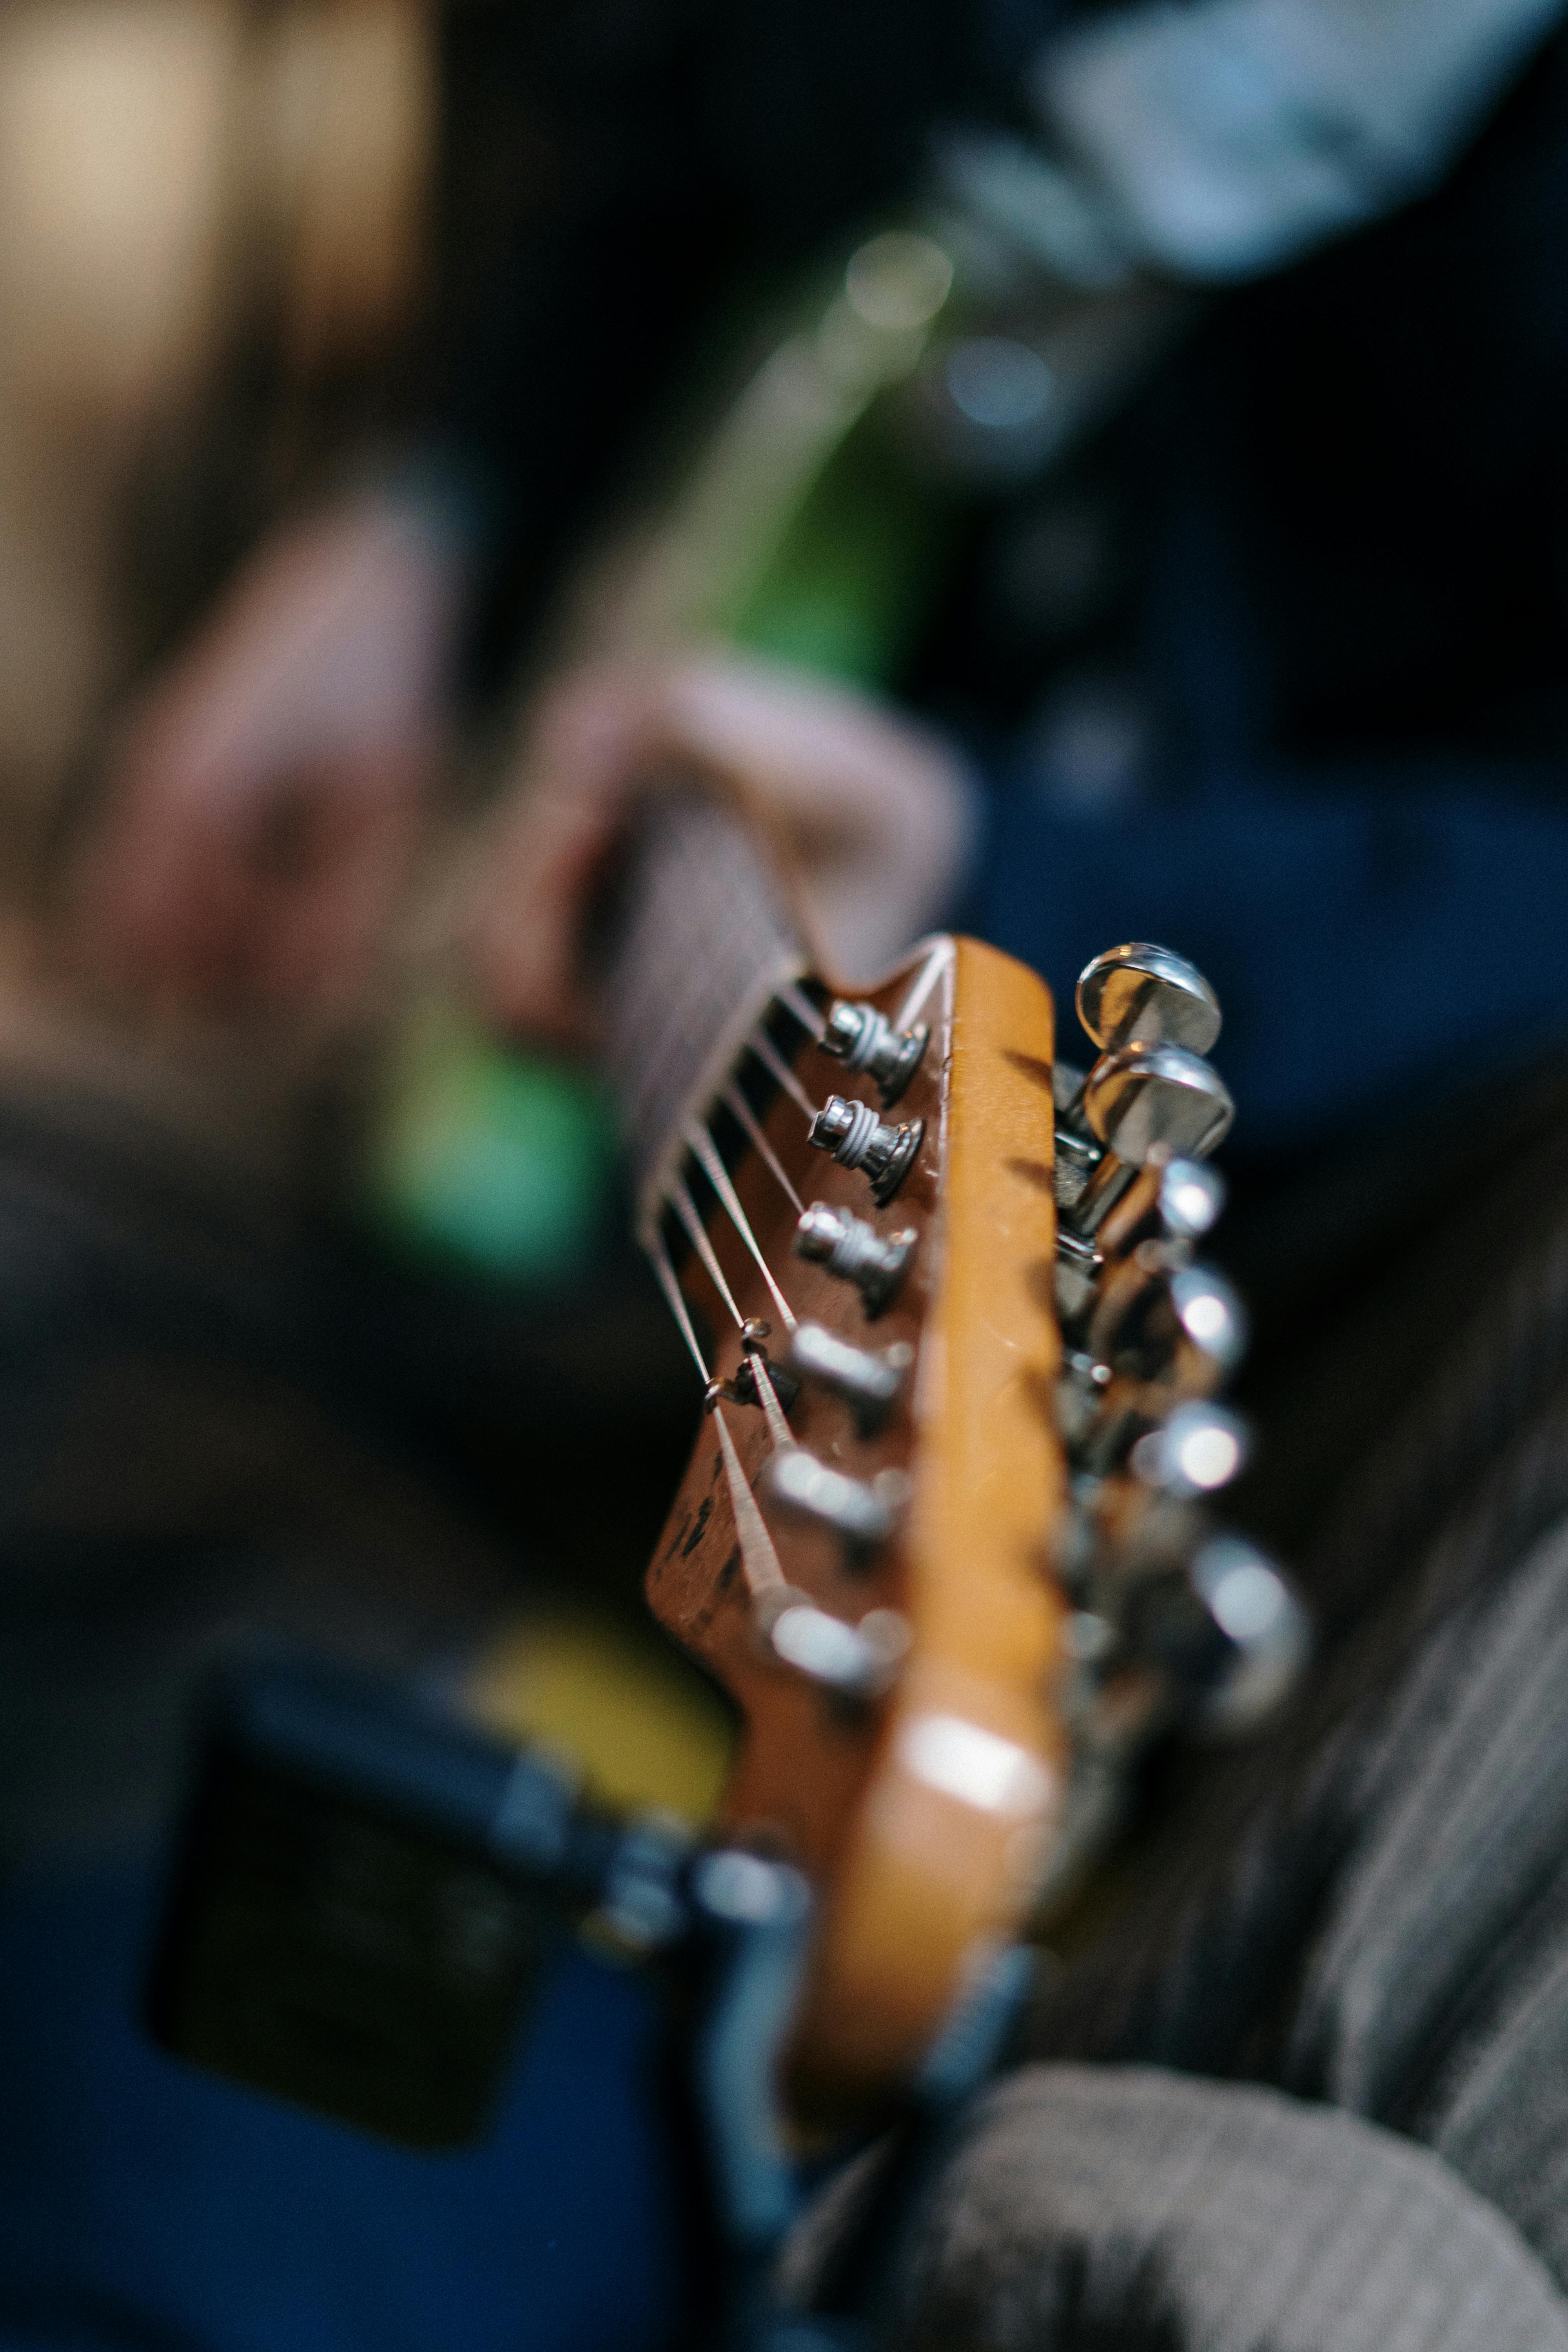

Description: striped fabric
[799,1071,1568,2343]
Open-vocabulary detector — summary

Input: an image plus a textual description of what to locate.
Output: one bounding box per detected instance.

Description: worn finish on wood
[642,933,1065,2120]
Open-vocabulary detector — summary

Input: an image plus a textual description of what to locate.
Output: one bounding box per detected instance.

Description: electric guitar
[600,788,1303,2126]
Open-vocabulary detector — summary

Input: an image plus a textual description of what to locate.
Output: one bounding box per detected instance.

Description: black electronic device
[147,1655,686,2148]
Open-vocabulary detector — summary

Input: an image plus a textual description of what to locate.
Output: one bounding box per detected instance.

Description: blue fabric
[0,1862,685,2352]
[979,762,1568,1150]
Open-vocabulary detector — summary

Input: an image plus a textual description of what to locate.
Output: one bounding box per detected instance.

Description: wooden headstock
[641,934,1065,2120]
[604,792,1300,2126]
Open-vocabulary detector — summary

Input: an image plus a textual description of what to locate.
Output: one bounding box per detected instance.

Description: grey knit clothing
[793,1080,1568,2345]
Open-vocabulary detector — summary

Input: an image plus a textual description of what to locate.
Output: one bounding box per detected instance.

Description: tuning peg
[1128,1538,1307,1736]
[1166,1265,1247,1376]
[765,1450,909,1555]
[1129,1401,1247,1497]
[757,1589,910,1699]
[808,1096,924,1205]
[794,1202,915,1316]
[819,1000,929,1107]
[1157,1158,1225,1241]
[1080,1042,1234,1167]
[788,1322,913,1434]
[1091,1261,1247,1385]
[1076,944,1221,1057]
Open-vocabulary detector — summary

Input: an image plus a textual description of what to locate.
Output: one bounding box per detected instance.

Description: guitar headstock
[639,925,1300,2124]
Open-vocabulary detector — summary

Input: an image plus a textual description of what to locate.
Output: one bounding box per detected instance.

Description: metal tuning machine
[788,1322,913,1435]
[808,1095,924,1205]
[1054,945,1233,1318]
[1037,943,1308,1918]
[754,1586,910,1702]
[818,998,929,1107]
[765,1451,909,1561]
[794,1201,915,1316]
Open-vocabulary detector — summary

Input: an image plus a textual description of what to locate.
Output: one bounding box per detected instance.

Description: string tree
[818,998,929,1107]
[706,1356,802,1417]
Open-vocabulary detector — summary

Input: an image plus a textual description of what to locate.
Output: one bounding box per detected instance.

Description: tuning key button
[809,1095,924,1204]
[1186,1539,1308,1733]
[1167,1265,1247,1377]
[820,1000,929,1107]
[1077,944,1222,1057]
[1131,1538,1308,1736]
[765,1451,909,1555]
[1081,1043,1234,1167]
[794,1202,915,1316]
[1158,1158,1226,1241]
[788,1322,913,1434]
[1129,1401,1248,1498]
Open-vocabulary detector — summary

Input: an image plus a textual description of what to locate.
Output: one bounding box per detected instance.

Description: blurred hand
[468,652,976,1049]
[74,491,472,1016]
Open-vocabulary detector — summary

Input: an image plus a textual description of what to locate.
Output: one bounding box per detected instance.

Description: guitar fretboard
[601,790,805,1218]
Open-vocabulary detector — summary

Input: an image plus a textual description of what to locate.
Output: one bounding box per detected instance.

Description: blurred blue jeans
[0,1858,685,2352]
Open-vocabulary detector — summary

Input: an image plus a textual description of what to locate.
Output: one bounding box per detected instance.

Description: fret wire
[749,1030,817,1120]
[895,938,953,1036]
[713,1406,786,1594]
[648,1232,710,1380]
[750,1355,795,1452]
[685,1121,797,1332]
[777,979,826,1040]
[722,1082,804,1212]
[671,1177,746,1330]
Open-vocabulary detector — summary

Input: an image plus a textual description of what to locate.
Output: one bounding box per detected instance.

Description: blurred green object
[370,227,965,1279]
[728,408,955,685]
[365,998,614,1281]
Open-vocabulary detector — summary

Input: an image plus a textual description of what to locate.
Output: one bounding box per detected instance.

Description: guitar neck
[599,784,808,1219]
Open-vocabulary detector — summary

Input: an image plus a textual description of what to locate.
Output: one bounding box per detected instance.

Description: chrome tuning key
[1087,1258,1247,1384]
[1129,1537,1308,1737]
[819,999,929,1107]
[1128,1401,1248,1499]
[1080,1043,1234,1172]
[1076,943,1221,1057]
[1054,944,1232,1266]
[808,1096,924,1204]
[788,1322,913,1434]
[766,1450,909,1555]
[794,1202,915,1316]
[1156,1158,1226,1243]
[756,1588,910,1700]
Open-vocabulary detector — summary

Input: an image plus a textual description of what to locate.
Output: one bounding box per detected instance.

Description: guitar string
[749,1029,818,1120]
[721,1081,804,1212]
[895,938,953,1036]
[670,1176,747,1332]
[711,1405,786,1594]
[684,1119,797,1332]
[648,1230,710,1379]
[749,1354,795,1452]
[777,978,826,1040]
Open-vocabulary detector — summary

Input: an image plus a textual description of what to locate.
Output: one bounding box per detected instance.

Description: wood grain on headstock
[644,934,1066,2122]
